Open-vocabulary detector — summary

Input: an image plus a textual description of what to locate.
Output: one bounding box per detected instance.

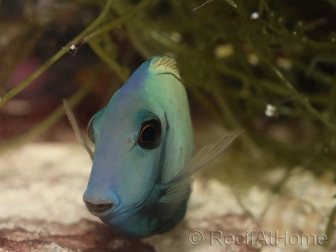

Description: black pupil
[141,125,156,143]
[138,118,161,149]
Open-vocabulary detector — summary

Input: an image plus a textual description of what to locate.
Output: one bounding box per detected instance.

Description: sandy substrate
[0,122,335,251]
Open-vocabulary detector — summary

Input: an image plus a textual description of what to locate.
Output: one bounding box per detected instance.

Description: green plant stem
[0,83,92,154]
[189,89,224,121]
[126,24,153,58]
[131,20,188,53]
[258,20,336,50]
[213,90,260,158]
[257,0,267,17]
[83,0,154,43]
[325,202,336,248]
[0,0,115,110]
[293,59,333,86]
[261,56,336,131]
[259,79,330,105]
[328,73,336,123]
[222,23,264,98]
[213,63,250,89]
[0,27,42,93]
[89,39,129,82]
[324,0,336,10]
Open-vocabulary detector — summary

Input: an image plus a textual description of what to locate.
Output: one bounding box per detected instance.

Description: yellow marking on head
[150,56,181,79]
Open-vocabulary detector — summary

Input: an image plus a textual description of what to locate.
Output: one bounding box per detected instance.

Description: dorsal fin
[150,56,181,79]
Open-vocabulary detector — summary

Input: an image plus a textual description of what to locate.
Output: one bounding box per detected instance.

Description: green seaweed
[0,81,92,154]
[0,0,335,182]
[0,0,115,109]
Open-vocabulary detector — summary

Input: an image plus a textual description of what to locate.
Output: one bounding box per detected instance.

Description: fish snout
[83,185,118,215]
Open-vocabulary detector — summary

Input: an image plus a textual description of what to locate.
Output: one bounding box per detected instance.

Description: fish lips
[99,207,159,238]
[82,186,120,217]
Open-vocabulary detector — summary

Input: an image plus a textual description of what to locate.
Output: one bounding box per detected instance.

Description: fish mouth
[92,189,155,219]
[84,201,114,214]
[83,198,135,218]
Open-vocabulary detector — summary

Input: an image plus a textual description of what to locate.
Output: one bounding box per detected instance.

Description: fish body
[83,56,240,238]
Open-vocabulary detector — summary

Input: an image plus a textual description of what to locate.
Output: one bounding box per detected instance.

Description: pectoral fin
[156,132,240,225]
[165,132,241,187]
[159,179,192,203]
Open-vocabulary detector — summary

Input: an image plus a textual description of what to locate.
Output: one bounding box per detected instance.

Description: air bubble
[250,12,259,19]
[265,104,277,117]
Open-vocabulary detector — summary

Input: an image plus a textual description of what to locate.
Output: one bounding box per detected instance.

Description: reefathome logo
[188,230,328,246]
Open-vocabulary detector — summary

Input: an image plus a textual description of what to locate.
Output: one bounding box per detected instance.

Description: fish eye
[87,116,96,143]
[138,119,161,149]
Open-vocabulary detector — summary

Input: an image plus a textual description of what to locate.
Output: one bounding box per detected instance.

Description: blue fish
[81,56,240,238]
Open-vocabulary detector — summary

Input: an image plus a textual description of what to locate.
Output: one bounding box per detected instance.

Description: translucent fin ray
[63,99,94,160]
